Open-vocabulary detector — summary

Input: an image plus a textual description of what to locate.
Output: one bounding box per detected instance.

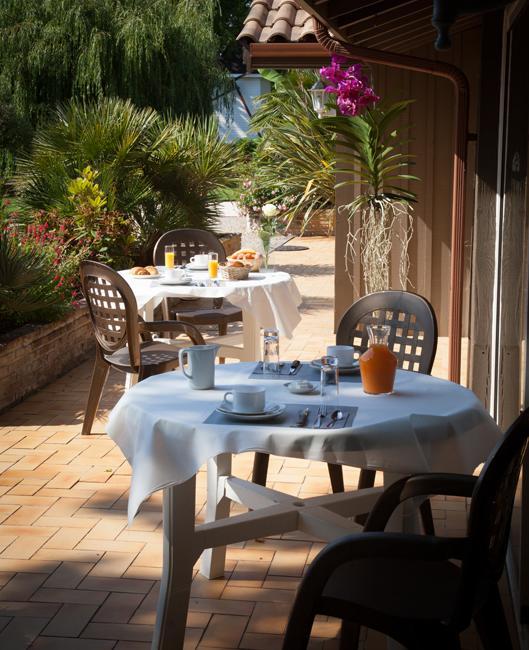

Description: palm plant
[249,70,335,232]
[321,100,418,292]
[14,98,241,262]
[0,232,67,331]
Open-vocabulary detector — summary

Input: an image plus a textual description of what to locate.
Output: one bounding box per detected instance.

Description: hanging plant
[320,56,418,294]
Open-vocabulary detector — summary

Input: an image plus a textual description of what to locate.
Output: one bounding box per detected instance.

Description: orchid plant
[318,56,418,294]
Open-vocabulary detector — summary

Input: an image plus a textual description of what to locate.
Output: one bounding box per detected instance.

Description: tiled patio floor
[0,237,478,649]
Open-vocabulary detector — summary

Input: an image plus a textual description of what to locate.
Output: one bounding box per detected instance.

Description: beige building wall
[334,26,481,337]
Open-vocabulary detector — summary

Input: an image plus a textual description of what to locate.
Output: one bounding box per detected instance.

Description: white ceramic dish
[185,263,209,271]
[216,402,285,421]
[284,380,318,395]
[310,359,360,375]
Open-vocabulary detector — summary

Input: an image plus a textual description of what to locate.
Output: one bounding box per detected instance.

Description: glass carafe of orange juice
[359,325,397,394]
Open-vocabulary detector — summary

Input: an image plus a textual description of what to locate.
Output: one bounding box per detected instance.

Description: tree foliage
[0,0,228,120]
[14,97,241,261]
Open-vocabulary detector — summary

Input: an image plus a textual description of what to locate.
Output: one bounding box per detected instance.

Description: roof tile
[237,0,317,45]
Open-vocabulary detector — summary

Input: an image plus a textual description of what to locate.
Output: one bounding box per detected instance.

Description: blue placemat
[203,403,357,429]
[249,361,362,383]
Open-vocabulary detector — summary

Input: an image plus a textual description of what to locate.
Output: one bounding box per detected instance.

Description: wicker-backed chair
[80,260,204,435]
[282,408,527,650]
[153,229,242,338]
[252,290,438,533]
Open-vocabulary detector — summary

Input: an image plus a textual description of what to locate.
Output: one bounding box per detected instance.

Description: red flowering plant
[317,56,418,294]
[320,55,379,116]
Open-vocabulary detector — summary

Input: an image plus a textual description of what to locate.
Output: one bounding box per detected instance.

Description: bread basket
[219,264,250,281]
[227,253,263,272]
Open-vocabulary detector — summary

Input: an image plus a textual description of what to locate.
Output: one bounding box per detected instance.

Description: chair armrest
[290,532,466,616]
[138,321,205,346]
[364,473,477,532]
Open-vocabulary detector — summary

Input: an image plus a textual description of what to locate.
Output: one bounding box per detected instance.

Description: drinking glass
[263,328,280,374]
[208,252,219,279]
[165,245,175,269]
[319,355,339,417]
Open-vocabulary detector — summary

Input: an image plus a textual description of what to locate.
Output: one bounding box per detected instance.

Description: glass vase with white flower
[259,204,281,269]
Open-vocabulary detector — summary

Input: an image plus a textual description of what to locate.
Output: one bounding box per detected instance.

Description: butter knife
[288,360,301,375]
[291,408,310,428]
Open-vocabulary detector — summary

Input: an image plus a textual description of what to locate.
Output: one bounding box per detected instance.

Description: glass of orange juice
[208,252,219,279]
[165,245,175,269]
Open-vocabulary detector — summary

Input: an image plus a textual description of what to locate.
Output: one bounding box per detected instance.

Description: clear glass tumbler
[263,328,280,374]
[319,355,339,417]
[165,245,175,269]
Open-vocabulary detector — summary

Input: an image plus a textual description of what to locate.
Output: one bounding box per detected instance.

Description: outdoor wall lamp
[309,78,327,118]
[432,0,513,49]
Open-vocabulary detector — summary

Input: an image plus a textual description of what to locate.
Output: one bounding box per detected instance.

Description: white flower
[262,203,279,218]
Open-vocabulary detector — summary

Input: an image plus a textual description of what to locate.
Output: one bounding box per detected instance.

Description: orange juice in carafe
[359,325,397,394]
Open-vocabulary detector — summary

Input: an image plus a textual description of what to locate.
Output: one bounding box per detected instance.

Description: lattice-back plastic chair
[282,409,529,650]
[329,290,438,532]
[80,260,204,435]
[153,228,227,266]
[336,290,437,372]
[152,229,242,351]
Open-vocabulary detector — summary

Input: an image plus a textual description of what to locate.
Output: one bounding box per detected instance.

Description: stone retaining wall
[286,209,335,236]
[219,233,242,257]
[0,307,94,413]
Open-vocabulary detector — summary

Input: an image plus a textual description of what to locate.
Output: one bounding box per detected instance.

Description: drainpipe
[315,21,469,384]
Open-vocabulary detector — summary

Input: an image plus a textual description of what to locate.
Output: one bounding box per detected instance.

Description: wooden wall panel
[334,27,481,340]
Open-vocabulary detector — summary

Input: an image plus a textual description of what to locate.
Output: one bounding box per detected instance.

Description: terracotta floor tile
[88,551,136,579]
[0,600,59,618]
[42,602,99,637]
[247,602,289,635]
[32,636,116,649]
[0,572,48,601]
[79,576,154,594]
[42,561,95,589]
[0,615,48,648]
[198,613,248,648]
[31,587,109,605]
[93,591,145,623]
[81,622,153,642]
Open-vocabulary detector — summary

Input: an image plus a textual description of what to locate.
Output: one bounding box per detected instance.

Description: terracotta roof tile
[237,0,317,45]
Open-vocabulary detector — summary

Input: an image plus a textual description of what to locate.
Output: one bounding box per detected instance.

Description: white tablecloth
[120,270,302,338]
[106,363,502,521]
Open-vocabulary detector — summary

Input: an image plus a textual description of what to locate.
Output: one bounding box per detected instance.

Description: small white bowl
[285,380,317,395]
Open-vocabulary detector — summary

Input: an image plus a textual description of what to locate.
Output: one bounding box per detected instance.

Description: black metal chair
[253,291,438,533]
[80,260,204,435]
[152,229,243,340]
[282,408,528,650]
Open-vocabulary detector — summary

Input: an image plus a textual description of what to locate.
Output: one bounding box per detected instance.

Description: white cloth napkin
[106,363,502,521]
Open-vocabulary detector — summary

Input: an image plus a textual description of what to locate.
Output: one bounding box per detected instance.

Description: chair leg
[327,463,345,493]
[82,354,110,435]
[218,322,227,364]
[252,452,270,486]
[474,583,513,650]
[339,620,361,650]
[419,500,435,535]
[354,469,377,525]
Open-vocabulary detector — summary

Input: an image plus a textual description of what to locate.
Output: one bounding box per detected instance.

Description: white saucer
[185,263,208,271]
[310,359,360,375]
[216,402,285,421]
[284,380,318,395]
[159,277,192,285]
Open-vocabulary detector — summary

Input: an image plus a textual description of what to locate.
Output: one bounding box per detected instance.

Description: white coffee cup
[326,345,355,367]
[224,386,266,413]
[190,254,209,266]
[166,267,186,280]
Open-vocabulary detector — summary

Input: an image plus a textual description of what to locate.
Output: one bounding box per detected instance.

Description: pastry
[145,266,158,275]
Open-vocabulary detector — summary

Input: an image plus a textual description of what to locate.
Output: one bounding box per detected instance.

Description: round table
[107,363,501,650]
[120,269,302,360]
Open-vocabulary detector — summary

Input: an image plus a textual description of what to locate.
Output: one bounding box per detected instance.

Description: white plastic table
[106,363,501,650]
[119,269,302,361]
